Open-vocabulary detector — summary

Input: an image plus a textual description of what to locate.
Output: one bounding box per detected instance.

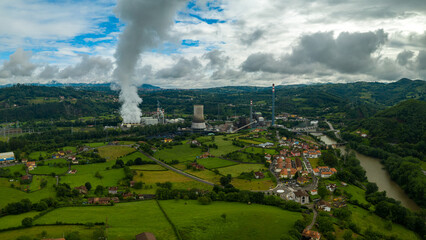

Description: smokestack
[113,0,186,124]
[272,83,275,126]
[250,100,253,127]
[192,105,206,130]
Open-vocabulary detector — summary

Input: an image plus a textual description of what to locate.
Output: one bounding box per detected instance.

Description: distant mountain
[139,84,161,89]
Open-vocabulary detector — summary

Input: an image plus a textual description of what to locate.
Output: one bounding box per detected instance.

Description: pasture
[34,201,177,240]
[60,164,124,187]
[154,144,202,163]
[196,157,238,169]
[97,146,136,161]
[218,164,267,177]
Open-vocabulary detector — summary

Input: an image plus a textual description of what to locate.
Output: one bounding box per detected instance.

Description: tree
[221,213,227,222]
[85,182,92,191]
[95,185,104,196]
[220,174,232,186]
[366,182,379,195]
[198,196,212,205]
[65,231,81,240]
[36,201,48,211]
[22,217,33,227]
[318,185,328,199]
[94,171,103,179]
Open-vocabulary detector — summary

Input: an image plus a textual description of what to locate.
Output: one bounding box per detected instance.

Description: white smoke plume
[113,0,187,123]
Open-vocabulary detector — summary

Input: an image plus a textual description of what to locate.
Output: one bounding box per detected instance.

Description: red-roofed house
[302,229,321,240]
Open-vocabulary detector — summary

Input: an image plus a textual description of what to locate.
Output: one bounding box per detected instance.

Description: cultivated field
[154,144,202,163]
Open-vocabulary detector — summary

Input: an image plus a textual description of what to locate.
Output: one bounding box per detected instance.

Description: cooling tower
[192,105,206,130]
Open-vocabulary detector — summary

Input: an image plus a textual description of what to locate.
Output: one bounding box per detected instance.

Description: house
[254,171,265,179]
[26,161,36,171]
[122,192,133,199]
[297,176,308,184]
[108,187,118,194]
[135,232,157,240]
[21,158,28,163]
[264,154,271,161]
[88,197,112,205]
[280,169,289,178]
[310,189,318,195]
[258,142,274,148]
[341,182,347,187]
[74,185,88,194]
[190,140,201,146]
[326,184,337,192]
[294,190,309,204]
[68,169,77,174]
[301,171,309,177]
[290,168,297,178]
[163,138,173,143]
[302,229,321,240]
[130,181,135,187]
[190,162,205,170]
[313,168,320,176]
[138,194,155,200]
[21,175,32,181]
[321,171,332,178]
[317,200,331,212]
[361,133,368,138]
[72,159,79,164]
[197,152,211,159]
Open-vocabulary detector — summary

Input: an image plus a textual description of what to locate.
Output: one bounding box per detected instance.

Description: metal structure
[191,105,206,130]
[272,83,275,126]
[250,100,253,128]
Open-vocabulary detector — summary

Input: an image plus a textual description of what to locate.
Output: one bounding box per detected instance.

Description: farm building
[0,152,15,163]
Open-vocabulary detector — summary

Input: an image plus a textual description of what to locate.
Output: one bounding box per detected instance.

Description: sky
[0,0,425,88]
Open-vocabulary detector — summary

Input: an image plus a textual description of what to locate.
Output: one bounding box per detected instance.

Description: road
[306,204,318,230]
[139,151,216,186]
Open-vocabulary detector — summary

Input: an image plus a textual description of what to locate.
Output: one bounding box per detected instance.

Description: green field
[206,136,242,156]
[2,164,26,176]
[98,146,136,161]
[130,164,166,171]
[309,158,319,168]
[348,204,420,240]
[0,211,39,230]
[0,225,99,240]
[0,178,56,209]
[28,151,49,160]
[62,146,77,152]
[218,164,267,177]
[244,147,277,155]
[154,144,202,163]
[60,163,124,187]
[30,159,68,175]
[161,200,302,240]
[84,142,108,148]
[120,151,154,163]
[23,200,303,240]
[196,157,238,169]
[183,169,222,184]
[231,178,276,191]
[34,201,177,240]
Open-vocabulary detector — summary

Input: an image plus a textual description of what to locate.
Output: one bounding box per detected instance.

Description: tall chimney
[250,100,253,127]
[272,83,275,126]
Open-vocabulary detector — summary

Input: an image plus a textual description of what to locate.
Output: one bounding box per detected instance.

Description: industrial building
[0,152,15,163]
[191,105,206,130]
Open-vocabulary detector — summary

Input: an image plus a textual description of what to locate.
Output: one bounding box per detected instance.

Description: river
[318,135,420,211]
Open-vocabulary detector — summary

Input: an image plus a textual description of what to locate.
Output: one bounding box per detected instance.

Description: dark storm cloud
[0,48,37,78]
[58,55,112,79]
[240,29,265,46]
[242,29,388,74]
[156,57,201,79]
[396,50,415,66]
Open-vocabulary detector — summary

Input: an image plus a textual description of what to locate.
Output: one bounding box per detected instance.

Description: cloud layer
[0,0,425,87]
